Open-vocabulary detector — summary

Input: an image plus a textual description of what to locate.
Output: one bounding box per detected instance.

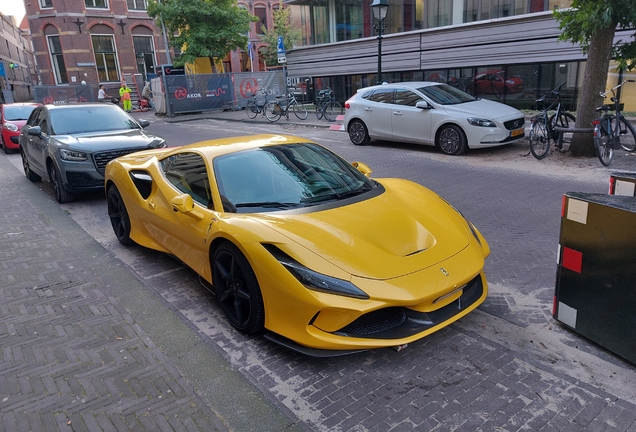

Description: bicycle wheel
[246,100,259,119]
[619,115,636,152]
[315,103,324,120]
[264,102,282,122]
[595,117,613,166]
[323,101,343,122]
[529,116,550,159]
[292,102,308,120]
[548,111,576,149]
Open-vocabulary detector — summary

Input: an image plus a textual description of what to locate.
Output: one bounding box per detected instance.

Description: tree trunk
[570,25,616,157]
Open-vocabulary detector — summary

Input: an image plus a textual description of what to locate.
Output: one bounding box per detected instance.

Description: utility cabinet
[553,192,636,365]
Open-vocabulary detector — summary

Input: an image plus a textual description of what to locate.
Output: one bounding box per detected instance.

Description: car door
[23,108,50,176]
[363,88,395,139]
[146,151,217,275]
[390,88,434,144]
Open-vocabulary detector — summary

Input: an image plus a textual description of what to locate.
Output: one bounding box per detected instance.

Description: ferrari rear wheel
[107,185,134,246]
[213,242,264,334]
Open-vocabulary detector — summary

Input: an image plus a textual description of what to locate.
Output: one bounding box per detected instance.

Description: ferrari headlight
[467,118,496,128]
[60,149,88,161]
[281,261,369,299]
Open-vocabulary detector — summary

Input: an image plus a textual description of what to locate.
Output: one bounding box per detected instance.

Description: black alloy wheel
[107,186,134,245]
[48,163,74,203]
[21,148,42,182]
[437,124,467,155]
[348,119,370,146]
[213,242,264,334]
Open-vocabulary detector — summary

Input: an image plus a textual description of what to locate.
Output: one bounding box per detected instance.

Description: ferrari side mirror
[352,161,372,177]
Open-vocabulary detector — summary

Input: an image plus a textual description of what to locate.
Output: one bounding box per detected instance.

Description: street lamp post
[371,0,389,85]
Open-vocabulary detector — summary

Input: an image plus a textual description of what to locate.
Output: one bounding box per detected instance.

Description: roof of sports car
[171,134,316,158]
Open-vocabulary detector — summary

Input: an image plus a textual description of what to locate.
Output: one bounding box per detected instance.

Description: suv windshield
[418,84,476,105]
[214,143,376,213]
[50,106,140,135]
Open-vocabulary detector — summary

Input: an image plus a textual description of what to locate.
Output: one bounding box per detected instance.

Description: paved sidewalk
[0,155,299,431]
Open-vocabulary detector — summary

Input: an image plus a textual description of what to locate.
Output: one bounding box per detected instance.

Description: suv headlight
[59,149,88,161]
[467,118,496,128]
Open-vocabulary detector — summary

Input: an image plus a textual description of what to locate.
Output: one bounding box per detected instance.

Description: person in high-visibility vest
[119,82,132,112]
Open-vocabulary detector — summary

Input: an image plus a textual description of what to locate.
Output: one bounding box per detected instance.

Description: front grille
[93,148,146,176]
[504,118,525,130]
[336,308,407,336]
[332,275,484,340]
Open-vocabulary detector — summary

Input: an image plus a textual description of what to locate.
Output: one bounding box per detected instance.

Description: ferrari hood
[253,179,471,280]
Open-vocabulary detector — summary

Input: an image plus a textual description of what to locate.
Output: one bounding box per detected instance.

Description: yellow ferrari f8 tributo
[105,134,490,356]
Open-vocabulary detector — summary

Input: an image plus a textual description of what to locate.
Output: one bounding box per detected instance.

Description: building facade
[0,13,38,103]
[281,0,636,110]
[25,0,172,88]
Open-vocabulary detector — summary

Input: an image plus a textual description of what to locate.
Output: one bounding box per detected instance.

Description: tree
[147,0,256,68]
[258,0,301,68]
[554,0,636,157]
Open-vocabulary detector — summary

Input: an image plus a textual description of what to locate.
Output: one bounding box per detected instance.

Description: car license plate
[511,128,524,137]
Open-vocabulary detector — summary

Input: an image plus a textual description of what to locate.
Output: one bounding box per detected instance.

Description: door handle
[393,111,402,116]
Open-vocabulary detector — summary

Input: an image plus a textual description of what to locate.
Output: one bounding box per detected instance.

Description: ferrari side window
[160,152,212,208]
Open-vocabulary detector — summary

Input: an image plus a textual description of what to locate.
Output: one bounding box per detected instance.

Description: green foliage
[554,0,636,70]
[258,0,301,67]
[147,0,256,67]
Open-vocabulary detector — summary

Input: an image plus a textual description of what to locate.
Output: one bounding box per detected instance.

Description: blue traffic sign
[0,63,5,78]
[277,36,286,55]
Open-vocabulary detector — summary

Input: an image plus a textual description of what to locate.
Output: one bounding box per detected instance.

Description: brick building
[23,0,279,88]
[0,13,38,103]
[25,0,171,87]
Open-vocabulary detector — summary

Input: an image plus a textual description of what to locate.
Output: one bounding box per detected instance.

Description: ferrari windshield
[49,106,141,135]
[214,143,375,213]
[417,84,476,105]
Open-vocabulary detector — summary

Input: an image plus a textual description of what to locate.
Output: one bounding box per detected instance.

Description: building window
[40,0,53,8]
[92,35,120,82]
[47,35,68,84]
[127,0,147,10]
[133,35,156,78]
[85,0,108,8]
[254,6,267,34]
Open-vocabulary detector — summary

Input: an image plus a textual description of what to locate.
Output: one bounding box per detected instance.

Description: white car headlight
[3,123,18,132]
[467,118,496,128]
[60,149,88,161]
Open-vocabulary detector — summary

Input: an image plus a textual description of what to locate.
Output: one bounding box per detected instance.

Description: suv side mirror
[27,126,42,136]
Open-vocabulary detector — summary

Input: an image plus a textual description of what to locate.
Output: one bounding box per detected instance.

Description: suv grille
[93,148,146,176]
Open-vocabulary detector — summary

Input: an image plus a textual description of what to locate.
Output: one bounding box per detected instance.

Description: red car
[474,71,524,98]
[1,103,39,154]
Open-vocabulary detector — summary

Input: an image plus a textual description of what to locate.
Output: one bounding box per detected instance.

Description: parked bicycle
[528,82,576,159]
[593,79,636,166]
[314,88,343,122]
[264,93,308,122]
[245,89,269,119]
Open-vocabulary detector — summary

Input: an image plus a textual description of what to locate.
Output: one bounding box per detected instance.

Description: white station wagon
[343,81,525,155]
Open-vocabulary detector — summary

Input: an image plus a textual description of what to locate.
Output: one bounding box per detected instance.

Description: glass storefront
[286,0,570,47]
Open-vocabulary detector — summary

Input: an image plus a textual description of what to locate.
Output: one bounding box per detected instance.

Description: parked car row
[3,82,504,355]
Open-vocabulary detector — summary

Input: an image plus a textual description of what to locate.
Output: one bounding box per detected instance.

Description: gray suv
[19,103,166,203]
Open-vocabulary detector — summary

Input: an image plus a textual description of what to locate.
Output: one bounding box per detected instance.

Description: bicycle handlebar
[535,81,567,103]
[599,79,635,98]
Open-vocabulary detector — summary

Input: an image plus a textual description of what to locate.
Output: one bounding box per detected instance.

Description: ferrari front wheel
[107,185,134,246]
[213,242,264,334]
